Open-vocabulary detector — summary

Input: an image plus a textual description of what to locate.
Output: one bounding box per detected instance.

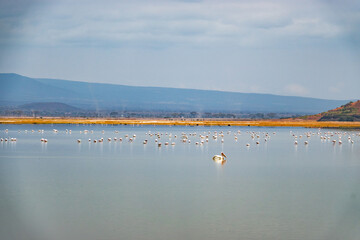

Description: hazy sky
[0,0,359,100]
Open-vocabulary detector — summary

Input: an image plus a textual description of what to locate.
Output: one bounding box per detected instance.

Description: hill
[299,100,360,121]
[19,102,80,112]
[0,73,350,114]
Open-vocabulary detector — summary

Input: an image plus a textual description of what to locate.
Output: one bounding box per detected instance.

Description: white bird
[213,152,227,163]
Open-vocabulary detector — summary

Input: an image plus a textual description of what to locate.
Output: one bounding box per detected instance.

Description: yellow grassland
[1,117,360,128]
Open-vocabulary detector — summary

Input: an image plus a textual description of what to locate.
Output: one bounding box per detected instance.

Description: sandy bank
[1,117,360,128]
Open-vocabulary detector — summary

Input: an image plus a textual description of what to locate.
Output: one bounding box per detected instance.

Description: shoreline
[1,117,360,128]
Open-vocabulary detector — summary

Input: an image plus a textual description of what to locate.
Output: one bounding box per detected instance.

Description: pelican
[213,152,227,163]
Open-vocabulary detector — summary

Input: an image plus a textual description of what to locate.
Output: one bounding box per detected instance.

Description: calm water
[0,124,359,240]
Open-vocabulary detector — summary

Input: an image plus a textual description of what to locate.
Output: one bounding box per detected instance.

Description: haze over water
[1,124,360,240]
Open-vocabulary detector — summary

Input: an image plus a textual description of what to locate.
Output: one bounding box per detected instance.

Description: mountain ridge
[0,73,351,114]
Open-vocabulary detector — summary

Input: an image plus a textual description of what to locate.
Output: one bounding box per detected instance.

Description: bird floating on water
[213,152,227,164]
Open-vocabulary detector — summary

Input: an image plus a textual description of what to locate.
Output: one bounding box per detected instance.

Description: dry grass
[1,117,360,128]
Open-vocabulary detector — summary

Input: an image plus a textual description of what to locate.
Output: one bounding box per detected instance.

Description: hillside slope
[300,100,360,121]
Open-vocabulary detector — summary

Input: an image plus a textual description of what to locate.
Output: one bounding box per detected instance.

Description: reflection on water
[0,125,360,240]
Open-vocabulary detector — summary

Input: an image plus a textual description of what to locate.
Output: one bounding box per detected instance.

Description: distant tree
[267,113,277,119]
[110,112,118,118]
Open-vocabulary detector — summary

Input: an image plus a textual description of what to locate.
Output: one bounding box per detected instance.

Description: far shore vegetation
[1,117,360,129]
[2,101,360,128]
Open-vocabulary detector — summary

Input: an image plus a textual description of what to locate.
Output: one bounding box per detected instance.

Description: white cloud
[1,0,357,47]
[1,0,360,100]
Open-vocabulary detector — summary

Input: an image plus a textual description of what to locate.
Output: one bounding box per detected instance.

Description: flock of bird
[290,130,357,145]
[1,128,358,148]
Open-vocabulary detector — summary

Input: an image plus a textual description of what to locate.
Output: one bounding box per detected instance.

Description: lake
[0,124,359,240]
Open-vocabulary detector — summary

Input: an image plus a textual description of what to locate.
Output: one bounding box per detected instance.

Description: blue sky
[0,0,359,100]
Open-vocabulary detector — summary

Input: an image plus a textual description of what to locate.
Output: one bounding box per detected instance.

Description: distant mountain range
[0,73,351,114]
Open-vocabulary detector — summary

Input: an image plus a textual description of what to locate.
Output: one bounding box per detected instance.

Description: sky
[0,0,359,100]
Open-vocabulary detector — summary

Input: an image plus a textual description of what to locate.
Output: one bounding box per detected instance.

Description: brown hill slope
[300,100,360,121]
